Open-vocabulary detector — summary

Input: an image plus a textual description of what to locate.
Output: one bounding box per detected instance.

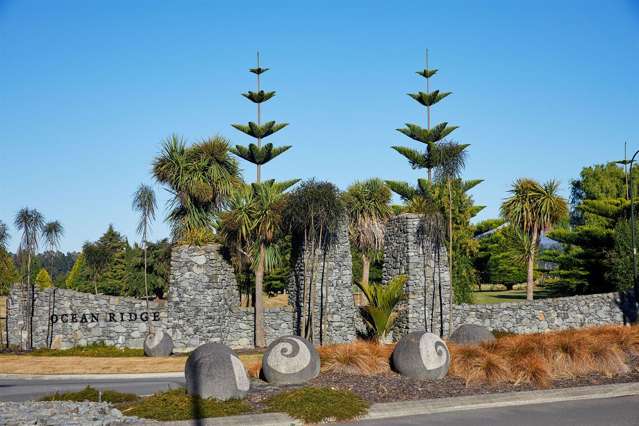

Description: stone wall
[165,244,295,351]
[382,213,451,339]
[452,292,626,333]
[165,244,241,350]
[6,285,167,350]
[288,217,359,344]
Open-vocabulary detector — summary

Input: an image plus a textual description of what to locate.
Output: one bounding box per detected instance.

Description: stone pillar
[166,244,241,351]
[382,213,451,339]
[288,217,358,344]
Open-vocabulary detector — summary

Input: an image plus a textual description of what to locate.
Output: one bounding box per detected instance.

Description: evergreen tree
[231,52,290,184]
[35,268,53,290]
[65,253,86,290]
[229,52,296,348]
[389,52,458,183]
[386,54,483,308]
[0,248,19,296]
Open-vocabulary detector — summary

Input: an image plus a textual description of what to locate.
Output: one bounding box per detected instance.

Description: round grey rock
[185,342,250,400]
[262,335,320,385]
[450,324,496,345]
[144,328,174,357]
[392,331,450,380]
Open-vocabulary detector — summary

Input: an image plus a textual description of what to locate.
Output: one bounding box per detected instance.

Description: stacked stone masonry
[288,217,359,343]
[164,244,294,351]
[453,292,626,333]
[6,286,167,350]
[4,217,631,351]
[382,213,452,339]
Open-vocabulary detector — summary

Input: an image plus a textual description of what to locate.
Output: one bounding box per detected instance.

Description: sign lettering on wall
[50,312,161,324]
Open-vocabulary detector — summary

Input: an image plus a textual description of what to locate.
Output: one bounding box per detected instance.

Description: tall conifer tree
[232,52,291,184]
[231,52,294,347]
[387,52,483,334]
[389,51,460,184]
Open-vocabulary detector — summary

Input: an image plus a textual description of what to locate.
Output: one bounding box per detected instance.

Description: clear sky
[1,0,638,253]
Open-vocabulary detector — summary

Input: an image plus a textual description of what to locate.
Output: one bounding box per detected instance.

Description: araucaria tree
[390,53,457,184]
[343,179,392,286]
[132,184,157,309]
[500,179,568,300]
[386,54,483,311]
[229,52,296,347]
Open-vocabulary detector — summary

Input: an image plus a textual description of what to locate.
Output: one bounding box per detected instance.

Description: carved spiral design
[267,337,311,374]
[419,333,449,370]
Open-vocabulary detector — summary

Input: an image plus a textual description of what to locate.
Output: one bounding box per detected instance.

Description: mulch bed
[246,368,639,410]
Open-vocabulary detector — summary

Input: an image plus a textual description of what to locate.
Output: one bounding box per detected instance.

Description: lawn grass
[264,387,369,423]
[472,286,558,304]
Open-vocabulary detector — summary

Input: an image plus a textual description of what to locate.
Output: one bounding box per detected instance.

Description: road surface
[338,395,639,426]
[0,376,185,401]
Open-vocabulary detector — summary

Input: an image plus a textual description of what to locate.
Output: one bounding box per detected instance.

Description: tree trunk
[143,245,149,308]
[27,251,33,351]
[447,179,454,336]
[143,243,151,332]
[361,253,370,287]
[254,243,266,348]
[527,232,538,301]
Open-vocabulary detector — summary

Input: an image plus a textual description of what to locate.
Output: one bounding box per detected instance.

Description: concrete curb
[363,382,639,420]
[156,413,301,426]
[151,382,639,425]
[0,372,184,381]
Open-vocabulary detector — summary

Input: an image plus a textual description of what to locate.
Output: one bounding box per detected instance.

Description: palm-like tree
[501,179,568,300]
[153,134,241,243]
[0,221,9,251]
[343,179,392,286]
[356,275,407,342]
[41,221,64,288]
[285,180,345,343]
[42,221,64,251]
[220,179,296,347]
[132,184,157,308]
[14,208,44,350]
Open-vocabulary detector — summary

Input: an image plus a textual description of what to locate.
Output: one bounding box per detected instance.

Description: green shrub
[118,388,251,421]
[40,386,139,404]
[31,341,144,357]
[264,387,368,423]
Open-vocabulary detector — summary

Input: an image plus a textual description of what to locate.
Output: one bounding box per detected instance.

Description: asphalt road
[339,395,639,426]
[0,376,186,401]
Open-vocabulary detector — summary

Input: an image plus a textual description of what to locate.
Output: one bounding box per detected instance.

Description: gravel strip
[0,401,146,425]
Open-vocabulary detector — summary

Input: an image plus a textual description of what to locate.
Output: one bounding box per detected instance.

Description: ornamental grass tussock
[312,325,639,389]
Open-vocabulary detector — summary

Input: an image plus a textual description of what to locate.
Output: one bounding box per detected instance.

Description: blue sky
[1,0,638,252]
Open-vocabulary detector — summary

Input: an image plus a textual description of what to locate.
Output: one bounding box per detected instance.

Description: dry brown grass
[312,325,639,389]
[448,325,639,388]
[0,353,260,375]
[318,340,394,375]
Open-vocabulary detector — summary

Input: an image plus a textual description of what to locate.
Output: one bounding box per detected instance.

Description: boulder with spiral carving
[392,331,450,380]
[144,328,174,357]
[261,335,320,385]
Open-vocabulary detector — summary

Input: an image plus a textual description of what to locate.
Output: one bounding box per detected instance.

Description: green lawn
[472,287,558,304]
